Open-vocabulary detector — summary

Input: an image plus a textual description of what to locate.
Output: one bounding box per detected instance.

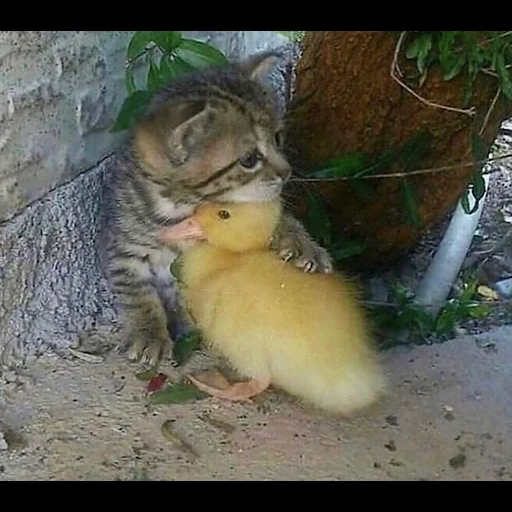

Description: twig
[482,31,512,45]
[290,152,512,182]
[481,62,512,79]
[463,226,512,269]
[391,32,476,117]
[479,86,502,136]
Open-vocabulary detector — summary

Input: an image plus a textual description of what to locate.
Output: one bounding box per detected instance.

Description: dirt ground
[1,323,511,481]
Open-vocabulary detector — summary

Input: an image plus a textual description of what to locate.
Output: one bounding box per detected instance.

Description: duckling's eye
[239,149,262,170]
[217,210,231,220]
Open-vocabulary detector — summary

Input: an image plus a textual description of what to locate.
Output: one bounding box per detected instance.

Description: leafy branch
[402,31,512,103]
[372,277,491,348]
[112,31,228,132]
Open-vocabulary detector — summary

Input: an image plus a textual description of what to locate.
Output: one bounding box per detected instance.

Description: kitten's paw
[276,236,334,274]
[124,334,172,367]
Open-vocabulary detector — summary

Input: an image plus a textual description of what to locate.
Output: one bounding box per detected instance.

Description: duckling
[159,201,386,415]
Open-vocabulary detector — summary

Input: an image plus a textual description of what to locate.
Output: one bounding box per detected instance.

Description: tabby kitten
[100,52,333,366]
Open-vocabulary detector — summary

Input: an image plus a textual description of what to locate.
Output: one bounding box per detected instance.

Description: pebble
[0,433,8,451]
[2,371,17,384]
[494,278,512,298]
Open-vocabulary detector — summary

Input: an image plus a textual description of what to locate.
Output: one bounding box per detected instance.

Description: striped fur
[99,52,333,365]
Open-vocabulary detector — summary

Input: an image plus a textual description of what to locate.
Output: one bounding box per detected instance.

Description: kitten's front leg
[109,256,172,366]
[270,212,334,274]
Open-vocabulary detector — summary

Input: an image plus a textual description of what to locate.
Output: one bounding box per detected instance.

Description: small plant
[112,31,228,132]
[372,277,491,347]
[298,130,433,249]
[401,31,512,214]
[403,31,512,102]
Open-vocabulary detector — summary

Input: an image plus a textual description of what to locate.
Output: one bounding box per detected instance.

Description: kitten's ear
[168,101,217,163]
[240,51,282,81]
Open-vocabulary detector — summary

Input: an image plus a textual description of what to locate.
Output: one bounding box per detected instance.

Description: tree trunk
[286,31,512,270]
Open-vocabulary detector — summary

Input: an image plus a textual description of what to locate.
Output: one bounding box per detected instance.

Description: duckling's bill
[159,218,205,243]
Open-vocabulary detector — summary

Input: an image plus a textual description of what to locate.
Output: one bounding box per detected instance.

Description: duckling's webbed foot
[186,372,270,402]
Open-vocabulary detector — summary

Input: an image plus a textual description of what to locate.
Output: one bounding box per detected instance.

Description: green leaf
[158,56,176,85]
[416,34,433,76]
[173,329,203,366]
[401,179,421,226]
[405,36,422,59]
[312,152,369,179]
[354,149,395,178]
[175,39,228,69]
[152,31,182,54]
[412,307,436,335]
[435,308,456,336]
[172,55,197,74]
[159,56,196,83]
[147,57,162,91]
[125,67,137,95]
[127,31,155,61]
[472,172,487,203]
[111,90,154,132]
[127,32,184,63]
[442,55,466,81]
[460,278,478,302]
[468,304,491,319]
[460,190,472,214]
[150,381,208,404]
[439,31,459,68]
[496,50,512,100]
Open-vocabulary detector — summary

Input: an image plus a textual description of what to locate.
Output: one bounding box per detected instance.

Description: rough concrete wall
[0,159,116,367]
[0,31,291,367]
[0,31,133,221]
[0,31,134,366]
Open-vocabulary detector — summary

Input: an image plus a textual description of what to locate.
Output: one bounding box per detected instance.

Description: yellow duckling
[159,201,386,415]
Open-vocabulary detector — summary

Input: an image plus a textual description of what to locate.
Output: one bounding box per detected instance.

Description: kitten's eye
[274,130,284,147]
[217,210,231,220]
[239,149,262,169]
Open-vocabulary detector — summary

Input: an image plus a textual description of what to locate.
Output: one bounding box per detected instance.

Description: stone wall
[0,31,288,367]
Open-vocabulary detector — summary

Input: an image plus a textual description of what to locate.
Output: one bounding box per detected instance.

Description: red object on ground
[147,373,168,392]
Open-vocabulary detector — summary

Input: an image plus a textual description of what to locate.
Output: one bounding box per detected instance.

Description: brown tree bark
[286,31,512,270]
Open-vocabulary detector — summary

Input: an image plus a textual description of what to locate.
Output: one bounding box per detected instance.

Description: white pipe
[414,172,491,317]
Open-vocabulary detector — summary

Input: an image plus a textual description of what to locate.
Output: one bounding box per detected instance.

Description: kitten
[99,52,333,366]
